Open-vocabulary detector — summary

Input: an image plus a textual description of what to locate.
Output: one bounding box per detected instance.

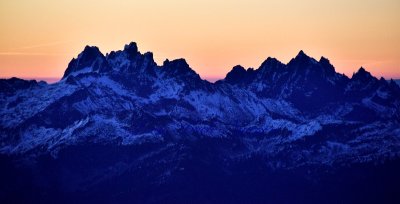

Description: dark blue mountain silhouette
[1,42,400,204]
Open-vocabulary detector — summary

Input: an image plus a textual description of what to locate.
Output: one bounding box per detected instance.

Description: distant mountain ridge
[1,42,400,203]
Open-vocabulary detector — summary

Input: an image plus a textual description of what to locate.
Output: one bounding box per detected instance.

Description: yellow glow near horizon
[0,0,399,80]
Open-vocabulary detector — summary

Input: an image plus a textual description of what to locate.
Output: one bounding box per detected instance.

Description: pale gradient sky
[0,0,399,81]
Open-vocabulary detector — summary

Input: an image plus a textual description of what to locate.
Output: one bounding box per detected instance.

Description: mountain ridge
[2,41,399,156]
[1,41,400,203]
[60,43,396,84]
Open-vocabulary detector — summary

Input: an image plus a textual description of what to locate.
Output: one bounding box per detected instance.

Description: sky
[0,0,399,81]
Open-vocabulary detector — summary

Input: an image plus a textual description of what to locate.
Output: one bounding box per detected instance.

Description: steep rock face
[346,67,386,98]
[224,65,248,84]
[106,42,157,76]
[63,46,110,79]
[1,42,400,203]
[162,58,200,80]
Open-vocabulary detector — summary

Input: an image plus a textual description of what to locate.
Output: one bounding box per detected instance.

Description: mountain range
[1,42,400,203]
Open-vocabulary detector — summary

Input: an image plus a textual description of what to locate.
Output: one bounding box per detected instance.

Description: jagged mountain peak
[163,58,191,72]
[106,41,142,60]
[297,50,307,57]
[163,58,186,66]
[77,45,105,62]
[319,56,330,65]
[62,45,109,79]
[260,57,284,69]
[285,51,342,81]
[288,50,319,68]
[124,42,138,52]
[295,50,313,60]
[232,65,246,71]
[162,58,201,80]
[162,58,191,71]
[102,42,158,76]
[357,66,367,73]
[83,45,101,54]
[352,67,374,81]
[224,65,247,84]
[59,42,395,104]
[317,56,336,75]
[123,42,139,58]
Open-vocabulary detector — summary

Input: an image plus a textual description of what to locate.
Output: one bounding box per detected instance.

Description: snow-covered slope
[1,42,400,162]
[1,42,400,203]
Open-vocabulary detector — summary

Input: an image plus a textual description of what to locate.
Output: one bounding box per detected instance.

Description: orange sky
[0,0,399,81]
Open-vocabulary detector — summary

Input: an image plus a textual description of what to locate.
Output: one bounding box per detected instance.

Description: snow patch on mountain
[1,117,89,154]
[0,82,77,128]
[1,42,400,169]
